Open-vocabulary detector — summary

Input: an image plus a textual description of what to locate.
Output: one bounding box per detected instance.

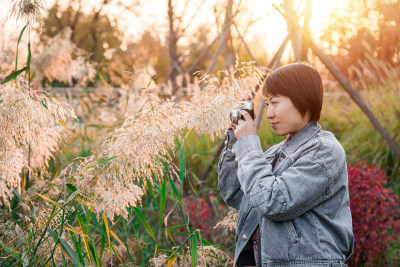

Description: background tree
[38,0,141,86]
[320,0,400,76]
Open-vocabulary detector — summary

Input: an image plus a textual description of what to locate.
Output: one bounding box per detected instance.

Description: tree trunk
[282,0,302,61]
[300,0,312,61]
[206,0,234,75]
[168,0,179,96]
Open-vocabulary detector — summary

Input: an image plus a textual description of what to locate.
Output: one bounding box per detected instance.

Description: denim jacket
[218,122,354,267]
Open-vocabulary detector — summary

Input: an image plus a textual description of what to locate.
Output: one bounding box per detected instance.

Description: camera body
[230,100,255,124]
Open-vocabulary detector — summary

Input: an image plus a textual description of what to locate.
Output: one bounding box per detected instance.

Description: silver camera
[230,100,255,124]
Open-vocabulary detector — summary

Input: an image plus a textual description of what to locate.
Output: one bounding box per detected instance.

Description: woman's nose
[266,108,274,119]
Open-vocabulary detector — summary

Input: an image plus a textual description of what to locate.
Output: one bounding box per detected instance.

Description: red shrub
[348,163,400,265]
[183,197,213,237]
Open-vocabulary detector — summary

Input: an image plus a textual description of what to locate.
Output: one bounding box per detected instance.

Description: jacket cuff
[233,134,262,160]
[225,128,237,149]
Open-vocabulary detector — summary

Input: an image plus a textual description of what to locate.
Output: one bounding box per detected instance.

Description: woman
[218,62,354,267]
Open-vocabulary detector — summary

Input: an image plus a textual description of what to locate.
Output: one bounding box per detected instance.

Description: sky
[0,0,349,57]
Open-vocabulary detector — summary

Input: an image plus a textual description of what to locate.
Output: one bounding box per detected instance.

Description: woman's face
[265,94,311,136]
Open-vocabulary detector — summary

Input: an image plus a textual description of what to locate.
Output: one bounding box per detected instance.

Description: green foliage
[321,76,400,180]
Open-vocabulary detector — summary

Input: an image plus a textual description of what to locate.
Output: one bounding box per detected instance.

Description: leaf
[47,228,78,266]
[102,213,113,267]
[74,204,92,265]
[191,234,197,267]
[109,230,123,246]
[0,240,22,261]
[1,67,27,85]
[26,42,31,76]
[194,232,211,246]
[179,140,185,184]
[124,96,130,112]
[35,193,63,208]
[167,256,176,267]
[133,207,157,257]
[168,177,182,207]
[15,25,27,72]
[187,175,198,197]
[159,177,166,228]
[69,233,85,264]
[66,183,77,192]
[163,233,194,265]
[88,240,101,267]
[65,189,80,205]
[83,156,117,171]
[58,119,73,134]
[13,189,24,203]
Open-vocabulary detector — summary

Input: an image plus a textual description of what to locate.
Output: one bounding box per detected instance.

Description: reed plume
[0,77,76,206]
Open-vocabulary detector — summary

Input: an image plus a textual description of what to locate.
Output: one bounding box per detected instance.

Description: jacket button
[241,234,247,241]
[231,148,235,155]
[224,140,227,145]
[235,157,238,163]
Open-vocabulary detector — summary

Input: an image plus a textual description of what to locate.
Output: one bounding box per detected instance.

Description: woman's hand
[234,110,257,140]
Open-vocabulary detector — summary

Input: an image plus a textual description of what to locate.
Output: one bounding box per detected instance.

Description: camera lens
[230,109,240,124]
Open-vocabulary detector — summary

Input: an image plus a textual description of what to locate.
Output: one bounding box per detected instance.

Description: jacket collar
[281,122,321,157]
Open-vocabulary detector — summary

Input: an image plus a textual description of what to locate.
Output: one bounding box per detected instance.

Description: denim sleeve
[233,134,345,221]
[218,129,243,210]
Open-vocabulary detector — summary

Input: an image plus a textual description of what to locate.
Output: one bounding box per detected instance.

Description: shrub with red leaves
[183,197,213,237]
[348,163,400,265]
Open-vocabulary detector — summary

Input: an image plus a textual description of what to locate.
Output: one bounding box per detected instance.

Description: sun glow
[309,0,349,37]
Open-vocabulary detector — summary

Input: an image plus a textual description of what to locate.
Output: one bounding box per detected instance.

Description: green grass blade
[13,189,24,203]
[47,228,78,266]
[15,25,27,72]
[133,207,157,256]
[83,156,117,171]
[179,140,185,184]
[65,189,80,205]
[69,233,85,264]
[163,233,194,265]
[86,208,108,237]
[66,183,77,192]
[191,234,197,267]
[0,240,22,261]
[100,228,106,261]
[89,240,101,267]
[26,41,31,78]
[168,177,182,207]
[74,204,92,265]
[194,232,211,246]
[159,177,166,229]
[102,213,113,266]
[1,67,28,85]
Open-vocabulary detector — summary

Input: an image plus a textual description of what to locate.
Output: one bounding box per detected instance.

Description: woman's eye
[272,101,277,105]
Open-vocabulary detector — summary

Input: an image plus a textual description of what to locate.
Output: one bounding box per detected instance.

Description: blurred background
[1,0,400,266]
